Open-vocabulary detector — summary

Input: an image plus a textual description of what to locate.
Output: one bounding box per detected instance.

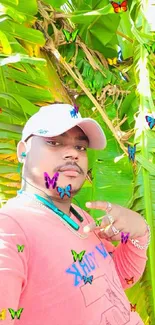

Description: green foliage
[43,0,66,7]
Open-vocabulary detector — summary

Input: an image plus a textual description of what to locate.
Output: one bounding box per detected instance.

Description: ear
[17,141,27,163]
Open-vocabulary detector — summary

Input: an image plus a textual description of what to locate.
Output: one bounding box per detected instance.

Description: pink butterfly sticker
[121,232,130,244]
[44,172,59,189]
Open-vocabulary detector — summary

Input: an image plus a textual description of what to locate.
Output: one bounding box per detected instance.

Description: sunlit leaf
[0,3,27,23]
[0,21,45,45]
[0,53,46,66]
[43,0,66,7]
[0,30,12,54]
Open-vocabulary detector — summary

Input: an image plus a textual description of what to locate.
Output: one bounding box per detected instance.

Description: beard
[23,164,86,200]
[69,177,86,196]
[70,186,82,196]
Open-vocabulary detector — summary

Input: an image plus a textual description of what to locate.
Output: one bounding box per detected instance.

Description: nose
[63,146,79,160]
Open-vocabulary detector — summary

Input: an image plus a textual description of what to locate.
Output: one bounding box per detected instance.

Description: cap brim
[33,117,106,150]
[75,118,107,149]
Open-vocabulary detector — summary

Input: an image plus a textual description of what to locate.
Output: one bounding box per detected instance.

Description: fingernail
[83,221,96,232]
[86,202,91,207]
[83,226,90,233]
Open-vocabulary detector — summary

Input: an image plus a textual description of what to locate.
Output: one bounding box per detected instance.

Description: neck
[22,179,72,216]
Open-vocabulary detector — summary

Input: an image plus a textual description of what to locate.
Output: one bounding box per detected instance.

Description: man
[0,103,150,324]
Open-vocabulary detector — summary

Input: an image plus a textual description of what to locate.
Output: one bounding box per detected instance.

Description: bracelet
[129,219,151,250]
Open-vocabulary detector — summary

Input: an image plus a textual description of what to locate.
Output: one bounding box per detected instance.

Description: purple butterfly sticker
[44,172,59,189]
[121,232,130,244]
[70,104,79,118]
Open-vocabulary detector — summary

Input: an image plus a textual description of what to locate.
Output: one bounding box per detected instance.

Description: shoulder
[0,196,23,226]
[0,198,29,251]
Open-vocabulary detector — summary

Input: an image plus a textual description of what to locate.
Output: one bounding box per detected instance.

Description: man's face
[21,126,89,199]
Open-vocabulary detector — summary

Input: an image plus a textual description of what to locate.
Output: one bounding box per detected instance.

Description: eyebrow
[46,133,89,143]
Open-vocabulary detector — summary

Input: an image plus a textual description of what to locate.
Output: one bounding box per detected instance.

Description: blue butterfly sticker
[145,115,155,130]
[82,275,93,285]
[70,105,79,118]
[128,144,136,163]
[57,184,72,199]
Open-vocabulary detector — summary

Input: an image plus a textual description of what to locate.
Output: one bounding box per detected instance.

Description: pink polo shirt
[0,193,148,324]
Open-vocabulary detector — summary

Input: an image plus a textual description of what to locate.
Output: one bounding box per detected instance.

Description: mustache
[56,162,84,174]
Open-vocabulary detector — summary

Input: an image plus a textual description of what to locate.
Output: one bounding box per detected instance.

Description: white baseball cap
[21,104,107,150]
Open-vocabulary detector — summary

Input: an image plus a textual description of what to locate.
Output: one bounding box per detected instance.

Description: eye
[76,145,87,151]
[46,140,60,146]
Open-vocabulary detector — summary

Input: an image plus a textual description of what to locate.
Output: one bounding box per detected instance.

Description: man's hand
[83,201,147,241]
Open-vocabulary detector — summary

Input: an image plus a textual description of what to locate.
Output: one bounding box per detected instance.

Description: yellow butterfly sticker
[107,58,117,65]
[0,309,6,320]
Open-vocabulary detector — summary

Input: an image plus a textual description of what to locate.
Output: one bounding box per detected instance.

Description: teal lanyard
[18,190,84,231]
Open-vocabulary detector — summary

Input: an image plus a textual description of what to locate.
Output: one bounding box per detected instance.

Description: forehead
[51,126,89,142]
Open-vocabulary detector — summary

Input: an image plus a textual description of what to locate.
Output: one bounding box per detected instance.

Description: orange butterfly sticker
[125,277,134,285]
[111,1,128,13]
[130,303,136,312]
[0,309,6,320]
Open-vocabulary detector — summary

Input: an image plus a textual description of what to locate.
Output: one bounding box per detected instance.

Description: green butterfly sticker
[71,250,86,262]
[144,42,155,54]
[17,244,25,252]
[95,218,102,227]
[8,308,24,320]
[62,29,79,43]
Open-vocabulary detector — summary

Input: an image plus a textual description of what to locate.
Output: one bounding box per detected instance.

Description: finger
[83,214,114,233]
[98,229,121,242]
[86,201,112,211]
[83,221,96,233]
[103,223,123,238]
[83,220,108,234]
[97,215,115,229]
[86,201,122,220]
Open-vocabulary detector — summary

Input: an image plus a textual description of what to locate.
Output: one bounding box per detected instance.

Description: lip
[60,170,80,177]
[59,166,80,173]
